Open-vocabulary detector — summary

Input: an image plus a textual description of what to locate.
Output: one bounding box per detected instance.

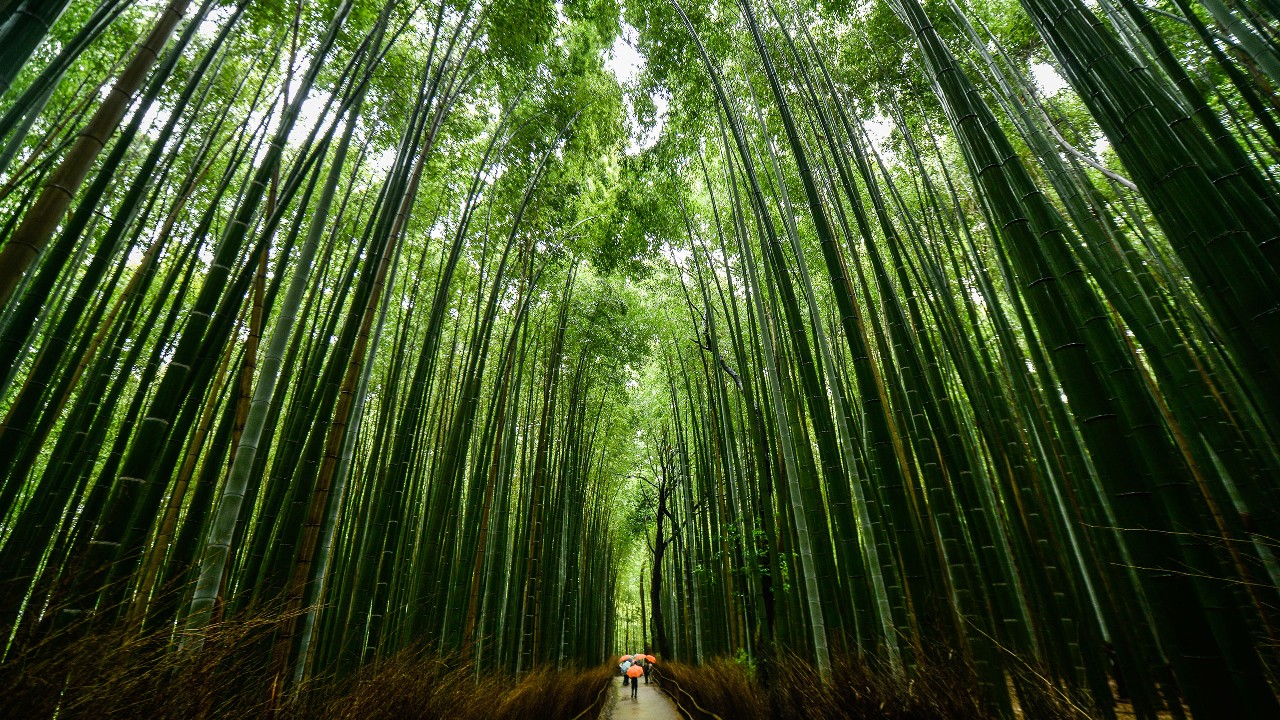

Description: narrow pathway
[601,677,682,720]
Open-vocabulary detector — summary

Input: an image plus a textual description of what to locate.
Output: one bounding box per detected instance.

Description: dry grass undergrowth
[0,612,612,720]
[317,648,613,720]
[654,650,1089,720]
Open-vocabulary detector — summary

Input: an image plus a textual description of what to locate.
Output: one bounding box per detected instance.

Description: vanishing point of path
[601,679,681,720]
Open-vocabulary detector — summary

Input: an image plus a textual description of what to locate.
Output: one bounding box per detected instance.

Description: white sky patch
[605,24,667,155]
[665,242,691,268]
[606,27,644,85]
[862,113,896,165]
[197,5,236,39]
[372,146,400,175]
[1031,62,1067,96]
[290,90,334,146]
[139,103,171,140]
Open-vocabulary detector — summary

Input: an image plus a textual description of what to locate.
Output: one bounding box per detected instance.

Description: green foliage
[485,0,557,71]
[590,153,685,274]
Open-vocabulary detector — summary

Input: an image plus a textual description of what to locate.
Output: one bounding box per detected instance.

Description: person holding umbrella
[625,660,644,698]
[619,655,632,686]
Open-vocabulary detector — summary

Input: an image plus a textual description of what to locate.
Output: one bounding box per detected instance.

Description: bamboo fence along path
[602,679,681,720]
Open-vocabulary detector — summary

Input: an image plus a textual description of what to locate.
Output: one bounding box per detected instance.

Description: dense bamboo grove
[1,0,1278,718]
[0,0,639,688]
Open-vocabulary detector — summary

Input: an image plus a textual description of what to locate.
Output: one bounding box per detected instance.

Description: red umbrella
[626,664,644,678]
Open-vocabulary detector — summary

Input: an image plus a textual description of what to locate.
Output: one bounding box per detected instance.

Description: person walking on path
[621,657,632,687]
[609,676,681,718]
[626,662,644,698]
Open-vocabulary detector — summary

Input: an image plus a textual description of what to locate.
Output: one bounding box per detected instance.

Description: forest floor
[599,678,681,720]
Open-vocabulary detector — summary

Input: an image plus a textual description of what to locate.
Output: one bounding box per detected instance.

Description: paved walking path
[600,678,681,720]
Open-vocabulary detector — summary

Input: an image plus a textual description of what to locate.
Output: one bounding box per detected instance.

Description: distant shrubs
[0,613,611,720]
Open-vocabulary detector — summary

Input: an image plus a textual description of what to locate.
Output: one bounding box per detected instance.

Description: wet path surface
[601,677,681,720]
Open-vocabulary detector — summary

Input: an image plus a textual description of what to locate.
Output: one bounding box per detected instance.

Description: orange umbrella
[626,664,644,678]
[618,655,632,662]
[645,655,657,663]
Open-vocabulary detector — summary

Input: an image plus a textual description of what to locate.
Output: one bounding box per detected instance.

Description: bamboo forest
[2,0,1279,718]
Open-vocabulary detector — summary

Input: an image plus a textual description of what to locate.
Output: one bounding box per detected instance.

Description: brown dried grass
[653,649,1090,720]
[315,648,613,720]
[0,611,611,720]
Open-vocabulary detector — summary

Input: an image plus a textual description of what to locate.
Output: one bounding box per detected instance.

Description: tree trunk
[0,0,191,308]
